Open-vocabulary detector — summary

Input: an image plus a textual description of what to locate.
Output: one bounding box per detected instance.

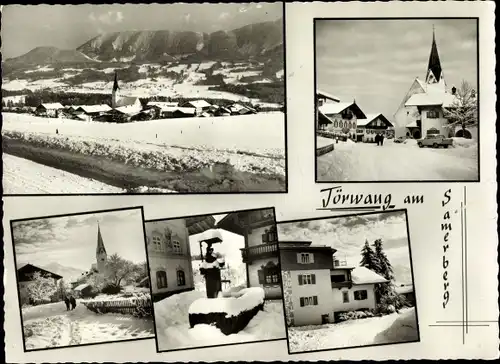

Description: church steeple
[425,26,443,84]
[111,71,119,109]
[96,223,107,272]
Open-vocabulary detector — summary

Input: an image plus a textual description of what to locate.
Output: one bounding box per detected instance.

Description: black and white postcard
[2,3,286,195]
[144,207,285,352]
[277,210,419,354]
[10,207,154,351]
[314,18,479,183]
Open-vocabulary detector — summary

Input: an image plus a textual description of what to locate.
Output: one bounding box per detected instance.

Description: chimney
[451,86,457,95]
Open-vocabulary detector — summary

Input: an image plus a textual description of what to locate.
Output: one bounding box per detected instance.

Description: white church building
[393,29,477,140]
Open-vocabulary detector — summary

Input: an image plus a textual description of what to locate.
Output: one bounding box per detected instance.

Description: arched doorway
[412,129,421,139]
[455,129,472,139]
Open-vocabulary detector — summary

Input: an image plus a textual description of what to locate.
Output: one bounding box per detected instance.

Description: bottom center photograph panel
[144,207,286,352]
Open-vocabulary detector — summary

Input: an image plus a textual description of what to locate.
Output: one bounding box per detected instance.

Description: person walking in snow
[64,296,70,311]
[69,295,77,310]
[380,133,385,146]
[375,133,380,146]
[56,128,59,135]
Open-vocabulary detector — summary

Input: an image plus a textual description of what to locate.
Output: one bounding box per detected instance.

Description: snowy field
[316,138,478,181]
[316,136,335,149]
[287,307,418,353]
[154,290,285,351]
[2,112,285,155]
[3,154,125,194]
[22,300,154,350]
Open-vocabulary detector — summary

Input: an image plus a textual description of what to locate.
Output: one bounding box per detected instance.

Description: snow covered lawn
[154,290,285,351]
[317,138,478,181]
[317,136,335,149]
[287,308,418,353]
[22,300,154,350]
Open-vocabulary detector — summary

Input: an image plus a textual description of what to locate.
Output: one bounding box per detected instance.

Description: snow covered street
[154,290,286,351]
[316,139,478,181]
[3,154,125,194]
[22,300,154,350]
[287,308,417,353]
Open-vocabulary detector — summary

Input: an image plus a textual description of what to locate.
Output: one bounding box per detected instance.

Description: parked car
[418,134,453,148]
[394,136,407,144]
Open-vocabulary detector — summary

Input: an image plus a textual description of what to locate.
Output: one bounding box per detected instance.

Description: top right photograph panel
[314,18,479,183]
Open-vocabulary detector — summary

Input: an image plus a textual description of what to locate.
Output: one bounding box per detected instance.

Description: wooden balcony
[241,242,278,264]
[331,281,353,290]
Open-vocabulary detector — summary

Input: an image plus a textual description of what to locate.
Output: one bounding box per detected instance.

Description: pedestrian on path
[380,133,385,146]
[69,295,77,310]
[64,296,70,311]
[375,133,380,146]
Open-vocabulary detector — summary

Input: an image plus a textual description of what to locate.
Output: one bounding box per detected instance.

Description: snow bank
[373,308,418,344]
[450,137,477,148]
[188,287,265,317]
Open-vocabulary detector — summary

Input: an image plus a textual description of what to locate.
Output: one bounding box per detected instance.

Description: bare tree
[443,80,478,136]
[26,272,58,302]
[105,253,142,287]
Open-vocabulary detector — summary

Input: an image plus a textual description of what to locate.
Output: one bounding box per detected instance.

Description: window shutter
[313,296,318,305]
[310,254,315,263]
[300,297,304,307]
[257,269,265,284]
[296,253,301,264]
[298,275,303,285]
[311,274,316,284]
[262,233,268,243]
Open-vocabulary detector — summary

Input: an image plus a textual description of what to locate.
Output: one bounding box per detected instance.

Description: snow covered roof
[115,96,140,108]
[319,102,367,119]
[40,103,65,110]
[185,100,212,108]
[175,107,196,115]
[395,284,414,295]
[351,266,389,285]
[74,283,91,291]
[356,113,393,127]
[77,104,112,113]
[317,89,340,102]
[198,229,223,244]
[115,104,143,115]
[405,92,456,107]
[148,101,179,110]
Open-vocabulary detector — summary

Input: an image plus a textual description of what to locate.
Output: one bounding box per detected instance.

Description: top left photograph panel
[1,2,287,195]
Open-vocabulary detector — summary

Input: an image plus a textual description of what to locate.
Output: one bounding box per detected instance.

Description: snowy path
[22,301,154,350]
[317,139,478,181]
[288,308,416,353]
[3,154,125,194]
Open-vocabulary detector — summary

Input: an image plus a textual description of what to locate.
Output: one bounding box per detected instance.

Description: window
[354,290,368,301]
[331,274,345,283]
[343,291,349,303]
[300,296,319,307]
[172,240,182,254]
[261,226,277,243]
[427,110,439,119]
[258,264,281,286]
[298,273,316,285]
[152,235,164,252]
[297,252,314,264]
[176,270,186,286]
[156,271,167,289]
[334,120,338,128]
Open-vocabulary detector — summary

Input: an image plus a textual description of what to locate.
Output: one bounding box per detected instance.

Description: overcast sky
[278,211,413,284]
[12,209,146,271]
[315,18,478,121]
[1,3,283,59]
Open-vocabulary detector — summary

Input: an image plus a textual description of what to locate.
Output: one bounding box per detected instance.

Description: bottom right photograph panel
[276,209,420,354]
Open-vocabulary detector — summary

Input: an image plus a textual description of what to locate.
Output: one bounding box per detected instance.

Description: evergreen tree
[359,239,380,273]
[373,239,394,281]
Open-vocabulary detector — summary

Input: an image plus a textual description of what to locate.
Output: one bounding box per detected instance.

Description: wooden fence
[83,297,152,317]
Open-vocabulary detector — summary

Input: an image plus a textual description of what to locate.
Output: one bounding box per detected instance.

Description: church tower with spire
[425,26,446,89]
[96,223,107,273]
[111,71,119,109]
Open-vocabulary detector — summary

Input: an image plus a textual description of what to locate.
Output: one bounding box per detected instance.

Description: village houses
[16,263,63,305]
[280,241,388,326]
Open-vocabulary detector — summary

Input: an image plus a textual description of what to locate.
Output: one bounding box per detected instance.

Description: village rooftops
[278,241,337,254]
[17,263,63,281]
[356,113,394,127]
[114,95,140,108]
[350,266,389,285]
[76,104,112,114]
[148,101,179,110]
[115,104,143,115]
[182,100,212,109]
[39,102,65,110]
[405,91,457,108]
[317,89,341,102]
[319,101,367,119]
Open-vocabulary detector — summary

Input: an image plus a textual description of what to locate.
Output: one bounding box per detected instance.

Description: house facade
[17,263,63,304]
[280,241,388,326]
[393,29,475,139]
[316,89,340,131]
[356,113,394,143]
[144,215,215,302]
[318,101,367,140]
[216,208,281,299]
[35,103,65,118]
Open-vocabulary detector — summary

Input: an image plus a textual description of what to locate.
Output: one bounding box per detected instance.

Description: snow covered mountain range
[4,19,283,68]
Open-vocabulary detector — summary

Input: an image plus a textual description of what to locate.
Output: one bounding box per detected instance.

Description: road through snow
[317,139,478,181]
[3,154,124,194]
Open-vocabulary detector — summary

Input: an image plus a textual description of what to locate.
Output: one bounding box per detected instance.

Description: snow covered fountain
[188,229,265,335]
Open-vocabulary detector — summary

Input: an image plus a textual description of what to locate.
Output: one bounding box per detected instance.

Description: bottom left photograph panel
[9,206,155,352]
